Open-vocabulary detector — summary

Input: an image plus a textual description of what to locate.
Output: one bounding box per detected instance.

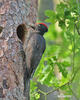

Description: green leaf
[59,19,65,29]
[45,10,56,17]
[43,71,54,86]
[35,93,40,99]
[57,62,68,78]
[62,61,71,67]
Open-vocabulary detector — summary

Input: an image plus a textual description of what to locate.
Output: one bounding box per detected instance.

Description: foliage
[30,0,80,100]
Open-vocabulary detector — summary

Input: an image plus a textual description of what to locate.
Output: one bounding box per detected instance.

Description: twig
[75,24,80,35]
[31,66,80,96]
[38,89,46,95]
[72,23,76,74]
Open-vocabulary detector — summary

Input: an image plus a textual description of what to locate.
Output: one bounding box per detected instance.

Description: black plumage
[17,23,48,96]
[24,33,46,78]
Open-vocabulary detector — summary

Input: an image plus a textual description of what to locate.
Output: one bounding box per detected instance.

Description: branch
[47,66,80,95]
[31,66,80,96]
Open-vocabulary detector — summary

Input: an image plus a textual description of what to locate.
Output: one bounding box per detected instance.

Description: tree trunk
[0,0,38,100]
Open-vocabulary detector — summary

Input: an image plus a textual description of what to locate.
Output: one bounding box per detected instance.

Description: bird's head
[29,23,48,36]
[35,23,48,35]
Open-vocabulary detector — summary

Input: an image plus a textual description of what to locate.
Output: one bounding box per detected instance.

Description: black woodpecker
[17,23,48,96]
[25,23,48,77]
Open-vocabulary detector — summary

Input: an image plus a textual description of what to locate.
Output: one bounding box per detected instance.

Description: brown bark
[0,0,38,100]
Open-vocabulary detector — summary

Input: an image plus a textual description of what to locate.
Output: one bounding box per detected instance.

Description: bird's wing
[25,33,46,77]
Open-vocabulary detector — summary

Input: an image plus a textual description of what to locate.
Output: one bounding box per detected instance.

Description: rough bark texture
[0,0,38,100]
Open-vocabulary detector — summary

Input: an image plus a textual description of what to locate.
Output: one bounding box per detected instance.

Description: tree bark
[0,0,38,100]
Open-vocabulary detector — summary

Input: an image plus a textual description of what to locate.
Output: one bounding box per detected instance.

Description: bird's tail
[23,68,30,99]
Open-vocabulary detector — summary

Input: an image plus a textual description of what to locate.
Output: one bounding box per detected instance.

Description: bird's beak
[27,23,35,30]
[29,25,35,30]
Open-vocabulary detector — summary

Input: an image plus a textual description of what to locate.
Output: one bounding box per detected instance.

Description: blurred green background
[30,0,80,100]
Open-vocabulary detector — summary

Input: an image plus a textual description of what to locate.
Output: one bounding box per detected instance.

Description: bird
[24,23,48,78]
[16,23,48,96]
